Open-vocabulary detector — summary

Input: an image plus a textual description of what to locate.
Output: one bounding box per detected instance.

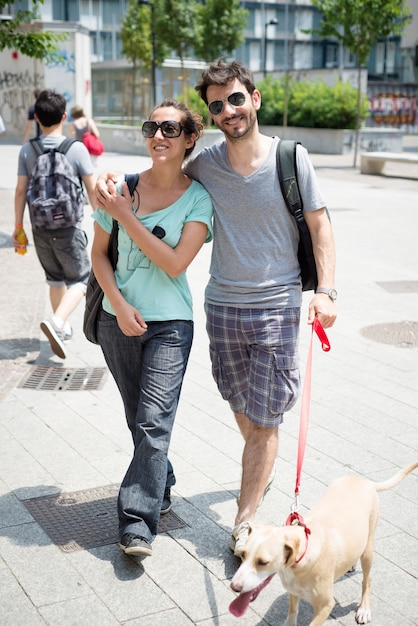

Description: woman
[70,105,101,165]
[92,99,213,557]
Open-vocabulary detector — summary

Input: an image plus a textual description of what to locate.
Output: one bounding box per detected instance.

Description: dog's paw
[283,615,297,626]
[355,606,371,624]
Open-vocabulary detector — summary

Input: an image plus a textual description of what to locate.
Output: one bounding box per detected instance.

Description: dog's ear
[283,535,301,567]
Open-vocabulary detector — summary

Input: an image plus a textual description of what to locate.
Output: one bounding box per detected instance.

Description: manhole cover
[22,484,188,552]
[17,366,108,391]
[376,281,418,294]
[361,321,418,348]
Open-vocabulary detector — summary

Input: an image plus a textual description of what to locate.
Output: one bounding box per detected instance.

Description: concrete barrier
[260,126,403,154]
[360,151,418,176]
[96,124,224,156]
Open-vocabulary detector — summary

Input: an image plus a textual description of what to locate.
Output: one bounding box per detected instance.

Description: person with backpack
[91,99,213,557]
[96,60,336,558]
[13,89,97,359]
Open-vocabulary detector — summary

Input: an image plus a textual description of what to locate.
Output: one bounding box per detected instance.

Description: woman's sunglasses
[142,120,184,139]
[208,92,246,116]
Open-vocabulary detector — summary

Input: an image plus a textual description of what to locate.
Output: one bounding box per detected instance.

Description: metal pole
[263,19,278,78]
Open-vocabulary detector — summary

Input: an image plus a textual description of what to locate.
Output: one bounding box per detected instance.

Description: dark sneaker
[160,488,172,515]
[119,533,152,557]
[40,318,67,359]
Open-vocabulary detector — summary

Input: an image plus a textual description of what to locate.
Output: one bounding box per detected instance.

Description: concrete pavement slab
[0,139,417,624]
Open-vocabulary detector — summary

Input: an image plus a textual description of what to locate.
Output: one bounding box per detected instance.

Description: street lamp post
[263,18,278,78]
[137,0,156,106]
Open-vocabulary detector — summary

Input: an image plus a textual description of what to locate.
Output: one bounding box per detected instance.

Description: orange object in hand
[15,226,28,255]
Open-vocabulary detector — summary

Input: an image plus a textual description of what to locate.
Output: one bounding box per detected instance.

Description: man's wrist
[316,287,337,302]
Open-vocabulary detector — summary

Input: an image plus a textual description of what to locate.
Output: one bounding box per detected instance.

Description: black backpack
[276,139,328,292]
[26,138,85,230]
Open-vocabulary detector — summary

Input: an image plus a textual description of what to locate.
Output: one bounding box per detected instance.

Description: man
[96,60,337,557]
[14,89,97,359]
[22,89,42,144]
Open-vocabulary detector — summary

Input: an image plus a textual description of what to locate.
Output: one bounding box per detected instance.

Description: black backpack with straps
[276,139,324,292]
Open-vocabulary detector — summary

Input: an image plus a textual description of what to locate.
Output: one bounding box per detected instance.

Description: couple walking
[94,59,337,558]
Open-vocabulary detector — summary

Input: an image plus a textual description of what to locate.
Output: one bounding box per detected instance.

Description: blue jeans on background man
[98,310,193,542]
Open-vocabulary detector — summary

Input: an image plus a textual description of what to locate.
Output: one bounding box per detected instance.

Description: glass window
[52,0,79,21]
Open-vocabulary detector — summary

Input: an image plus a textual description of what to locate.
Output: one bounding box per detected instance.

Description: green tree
[309,0,411,166]
[0,0,65,60]
[120,0,170,119]
[162,0,201,100]
[194,0,248,62]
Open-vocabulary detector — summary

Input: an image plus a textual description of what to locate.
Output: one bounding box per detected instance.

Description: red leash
[285,318,331,559]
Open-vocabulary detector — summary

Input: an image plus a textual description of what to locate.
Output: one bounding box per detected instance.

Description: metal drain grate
[17,366,108,391]
[361,321,418,348]
[22,484,188,553]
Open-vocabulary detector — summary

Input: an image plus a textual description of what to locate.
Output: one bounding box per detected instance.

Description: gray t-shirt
[184,137,326,308]
[17,134,93,228]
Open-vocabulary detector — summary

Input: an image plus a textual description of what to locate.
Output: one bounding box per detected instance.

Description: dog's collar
[285,511,311,565]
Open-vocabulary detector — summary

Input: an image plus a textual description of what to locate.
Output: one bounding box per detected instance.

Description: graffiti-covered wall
[0,22,91,139]
[367,82,418,134]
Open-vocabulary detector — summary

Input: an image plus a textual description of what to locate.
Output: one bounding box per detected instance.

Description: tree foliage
[120,0,169,70]
[194,0,249,62]
[0,0,66,60]
[310,0,411,66]
[162,0,201,66]
[308,0,411,165]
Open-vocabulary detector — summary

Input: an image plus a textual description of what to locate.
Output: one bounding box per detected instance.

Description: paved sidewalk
[0,141,417,626]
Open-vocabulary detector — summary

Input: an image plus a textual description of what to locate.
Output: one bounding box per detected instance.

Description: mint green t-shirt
[93,178,213,321]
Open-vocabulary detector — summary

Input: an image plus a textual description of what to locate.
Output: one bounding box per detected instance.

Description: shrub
[257,76,368,129]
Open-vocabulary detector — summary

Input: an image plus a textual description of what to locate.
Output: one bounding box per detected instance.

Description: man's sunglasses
[142,120,184,139]
[208,92,246,116]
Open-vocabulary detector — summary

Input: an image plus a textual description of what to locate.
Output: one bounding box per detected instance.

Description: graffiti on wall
[45,50,76,74]
[370,93,416,126]
[0,70,44,131]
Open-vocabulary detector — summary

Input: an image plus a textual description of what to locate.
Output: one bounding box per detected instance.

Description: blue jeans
[98,310,193,542]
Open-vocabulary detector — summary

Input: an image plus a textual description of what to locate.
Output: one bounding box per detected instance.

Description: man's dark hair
[195,59,256,105]
[34,90,66,127]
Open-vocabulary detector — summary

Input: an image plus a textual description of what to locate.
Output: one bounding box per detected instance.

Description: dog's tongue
[229,590,254,617]
[229,575,274,617]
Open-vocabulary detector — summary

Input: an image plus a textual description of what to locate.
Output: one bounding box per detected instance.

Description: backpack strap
[29,137,45,157]
[276,139,304,223]
[57,137,78,154]
[125,173,139,196]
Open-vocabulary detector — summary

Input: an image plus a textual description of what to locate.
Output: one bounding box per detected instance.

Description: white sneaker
[63,325,73,342]
[40,318,67,359]
[230,520,251,558]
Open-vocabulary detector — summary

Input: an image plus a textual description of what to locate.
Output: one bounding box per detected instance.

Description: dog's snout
[230,580,243,593]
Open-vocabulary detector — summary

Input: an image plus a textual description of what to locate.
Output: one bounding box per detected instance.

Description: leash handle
[294,319,330,498]
[312,317,331,352]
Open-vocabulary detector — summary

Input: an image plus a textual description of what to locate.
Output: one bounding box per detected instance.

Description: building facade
[1,0,417,134]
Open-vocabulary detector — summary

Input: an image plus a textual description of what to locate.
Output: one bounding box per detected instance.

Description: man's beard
[215,110,257,142]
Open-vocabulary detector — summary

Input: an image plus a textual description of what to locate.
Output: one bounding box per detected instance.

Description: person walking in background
[13,89,97,359]
[69,105,102,167]
[22,89,42,144]
[91,99,213,558]
[95,60,337,559]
